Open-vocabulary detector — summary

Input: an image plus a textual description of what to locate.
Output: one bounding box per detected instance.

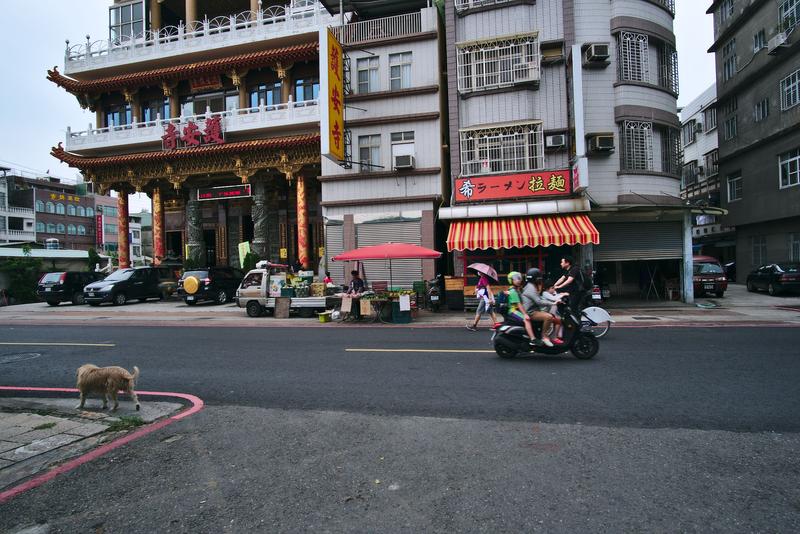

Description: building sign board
[95,213,104,247]
[319,28,345,163]
[189,75,223,93]
[197,184,252,201]
[454,170,573,203]
[162,117,225,151]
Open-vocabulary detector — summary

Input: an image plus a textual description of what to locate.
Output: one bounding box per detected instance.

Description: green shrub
[0,245,43,303]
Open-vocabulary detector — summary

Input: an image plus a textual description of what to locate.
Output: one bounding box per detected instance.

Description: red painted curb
[0,387,203,504]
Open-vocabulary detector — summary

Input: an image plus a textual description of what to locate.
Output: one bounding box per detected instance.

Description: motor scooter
[427,274,442,312]
[491,300,600,359]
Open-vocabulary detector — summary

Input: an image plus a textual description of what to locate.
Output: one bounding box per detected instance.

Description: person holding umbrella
[466,263,499,331]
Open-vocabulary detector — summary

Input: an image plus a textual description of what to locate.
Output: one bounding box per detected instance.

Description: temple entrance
[203,229,216,267]
[166,231,183,260]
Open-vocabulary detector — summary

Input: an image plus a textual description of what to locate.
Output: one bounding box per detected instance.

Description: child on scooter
[542,279,569,343]
[506,271,539,346]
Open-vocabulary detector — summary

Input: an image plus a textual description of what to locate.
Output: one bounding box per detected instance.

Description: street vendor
[347,270,365,295]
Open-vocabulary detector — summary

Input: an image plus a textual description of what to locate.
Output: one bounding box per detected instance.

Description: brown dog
[76,364,140,411]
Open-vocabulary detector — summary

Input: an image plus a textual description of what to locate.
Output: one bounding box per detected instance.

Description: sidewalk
[1,284,799,327]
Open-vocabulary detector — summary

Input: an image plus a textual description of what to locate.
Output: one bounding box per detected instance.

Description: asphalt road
[1,325,800,533]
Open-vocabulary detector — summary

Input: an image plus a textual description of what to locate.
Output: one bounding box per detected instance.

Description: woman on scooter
[521,268,558,347]
[506,271,541,347]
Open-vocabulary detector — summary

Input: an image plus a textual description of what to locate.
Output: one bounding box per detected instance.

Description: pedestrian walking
[466,274,498,331]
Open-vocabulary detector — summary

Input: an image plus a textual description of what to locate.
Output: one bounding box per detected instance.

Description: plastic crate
[280,287,295,298]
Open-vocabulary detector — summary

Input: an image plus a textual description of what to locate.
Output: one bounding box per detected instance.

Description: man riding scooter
[521,268,561,346]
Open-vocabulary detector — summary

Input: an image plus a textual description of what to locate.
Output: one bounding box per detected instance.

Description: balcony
[0,206,35,218]
[66,99,319,153]
[0,229,36,243]
[331,8,436,46]
[454,0,515,12]
[64,1,336,76]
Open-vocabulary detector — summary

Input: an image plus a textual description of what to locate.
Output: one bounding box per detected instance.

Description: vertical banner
[95,213,104,248]
[319,28,345,162]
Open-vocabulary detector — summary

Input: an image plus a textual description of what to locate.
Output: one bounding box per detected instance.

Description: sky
[0,0,716,212]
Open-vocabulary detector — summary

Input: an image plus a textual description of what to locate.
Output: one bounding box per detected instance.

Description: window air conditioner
[584,43,610,63]
[513,62,538,82]
[588,134,615,153]
[393,154,415,170]
[768,32,789,54]
[545,134,566,148]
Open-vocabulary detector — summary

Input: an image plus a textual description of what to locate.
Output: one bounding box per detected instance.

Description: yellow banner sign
[320,28,345,162]
[238,241,251,268]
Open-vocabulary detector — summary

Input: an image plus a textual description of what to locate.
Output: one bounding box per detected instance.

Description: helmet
[526,268,542,283]
[507,271,523,285]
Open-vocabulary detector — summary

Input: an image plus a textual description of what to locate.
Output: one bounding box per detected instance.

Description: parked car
[177,267,244,305]
[746,263,800,296]
[693,255,728,298]
[83,267,163,306]
[37,271,104,306]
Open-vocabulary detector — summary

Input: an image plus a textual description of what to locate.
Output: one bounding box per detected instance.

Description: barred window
[780,0,799,30]
[704,149,719,176]
[780,69,799,110]
[661,128,681,176]
[457,35,540,94]
[459,122,544,176]
[659,44,679,94]
[682,161,698,188]
[620,121,654,171]
[779,148,800,188]
[617,32,649,83]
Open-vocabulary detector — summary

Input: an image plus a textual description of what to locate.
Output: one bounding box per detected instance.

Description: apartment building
[0,169,37,245]
[707,0,800,274]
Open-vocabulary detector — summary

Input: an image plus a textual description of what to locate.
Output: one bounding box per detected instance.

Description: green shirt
[508,287,523,313]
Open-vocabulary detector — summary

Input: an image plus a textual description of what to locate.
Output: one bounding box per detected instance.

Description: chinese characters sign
[162,117,225,151]
[198,184,252,201]
[454,171,573,203]
[319,28,345,162]
[49,193,81,202]
[95,213,104,247]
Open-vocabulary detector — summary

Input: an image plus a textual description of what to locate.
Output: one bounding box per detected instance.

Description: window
[753,29,766,52]
[705,150,719,176]
[36,221,45,232]
[46,223,56,233]
[109,1,144,44]
[358,134,381,172]
[682,161,699,188]
[722,39,737,81]
[620,121,654,171]
[658,43,680,94]
[55,203,65,215]
[295,78,320,102]
[86,207,95,218]
[780,0,799,30]
[723,115,738,140]
[751,236,767,266]
[661,128,681,176]
[45,202,55,214]
[389,52,412,90]
[67,204,76,216]
[132,230,141,240]
[790,233,800,262]
[142,99,170,124]
[106,104,132,128]
[617,32,650,83]
[704,106,717,131]
[180,91,239,117]
[77,206,86,217]
[356,57,379,93]
[459,122,544,176]
[250,83,282,109]
[132,245,142,257]
[727,172,742,201]
[67,224,77,235]
[77,225,87,236]
[104,224,118,235]
[779,148,800,188]
[754,98,770,122]
[780,69,800,110]
[720,0,734,23]
[56,223,65,234]
[456,35,540,93]
[101,206,117,217]
[35,200,44,212]
[721,96,738,115]
[682,120,697,146]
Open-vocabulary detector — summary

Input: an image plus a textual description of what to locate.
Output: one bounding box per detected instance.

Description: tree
[0,245,43,304]
[87,248,102,272]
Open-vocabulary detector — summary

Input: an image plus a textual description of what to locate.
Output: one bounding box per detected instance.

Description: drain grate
[632,316,661,320]
[0,352,43,364]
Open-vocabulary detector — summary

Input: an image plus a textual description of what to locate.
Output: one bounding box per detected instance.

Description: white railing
[655,0,675,16]
[0,206,35,217]
[332,11,425,46]
[454,0,514,12]
[64,1,334,74]
[66,99,319,152]
[0,229,37,242]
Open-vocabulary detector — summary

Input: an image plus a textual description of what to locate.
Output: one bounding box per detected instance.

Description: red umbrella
[332,242,441,288]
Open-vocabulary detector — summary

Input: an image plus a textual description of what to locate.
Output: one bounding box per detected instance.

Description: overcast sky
[0,0,716,211]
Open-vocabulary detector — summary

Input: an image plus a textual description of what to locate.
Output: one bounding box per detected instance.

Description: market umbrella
[332,242,442,288]
[467,262,498,281]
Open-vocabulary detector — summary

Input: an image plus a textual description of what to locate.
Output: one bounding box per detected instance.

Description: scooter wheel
[571,333,599,360]
[494,344,517,359]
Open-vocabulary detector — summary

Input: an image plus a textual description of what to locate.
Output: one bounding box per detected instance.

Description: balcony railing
[332,10,432,46]
[0,206,35,218]
[454,0,514,11]
[64,1,335,75]
[654,0,675,16]
[0,229,36,242]
[66,99,319,152]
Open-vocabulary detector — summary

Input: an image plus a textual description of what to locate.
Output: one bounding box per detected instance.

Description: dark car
[746,263,800,296]
[83,267,163,306]
[37,271,104,306]
[177,267,244,305]
[693,255,728,298]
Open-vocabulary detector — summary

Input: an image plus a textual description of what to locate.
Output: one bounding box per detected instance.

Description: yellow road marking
[346,348,495,354]
[0,342,115,347]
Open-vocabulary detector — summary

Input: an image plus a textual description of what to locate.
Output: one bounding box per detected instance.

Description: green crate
[280,287,295,298]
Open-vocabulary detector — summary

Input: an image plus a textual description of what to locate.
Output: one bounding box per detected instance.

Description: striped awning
[446,215,600,251]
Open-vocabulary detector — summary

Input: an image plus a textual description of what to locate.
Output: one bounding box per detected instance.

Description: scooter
[491,300,600,359]
[427,274,442,312]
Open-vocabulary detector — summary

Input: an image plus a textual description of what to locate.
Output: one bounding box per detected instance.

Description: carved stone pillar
[151,187,165,265]
[250,179,268,259]
[116,191,130,269]
[150,0,162,31]
[186,190,204,266]
[296,174,309,269]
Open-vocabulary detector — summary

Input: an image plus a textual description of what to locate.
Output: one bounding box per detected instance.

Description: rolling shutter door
[356,220,423,288]
[594,222,683,261]
[325,223,345,285]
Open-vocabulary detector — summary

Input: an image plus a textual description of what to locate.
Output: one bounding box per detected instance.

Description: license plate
[44,287,51,292]
[88,292,95,297]
[602,290,610,298]
[592,293,602,300]
[430,295,439,301]
[186,296,195,301]
[704,284,715,290]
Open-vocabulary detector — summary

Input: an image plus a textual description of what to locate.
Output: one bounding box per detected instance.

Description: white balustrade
[64,1,336,74]
[0,206,36,217]
[0,229,37,242]
[332,11,425,46]
[65,100,320,152]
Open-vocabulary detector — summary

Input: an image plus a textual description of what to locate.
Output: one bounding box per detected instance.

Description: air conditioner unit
[584,43,610,63]
[545,134,566,148]
[393,154,415,170]
[588,134,615,153]
[694,122,704,133]
[513,62,539,82]
[768,32,789,54]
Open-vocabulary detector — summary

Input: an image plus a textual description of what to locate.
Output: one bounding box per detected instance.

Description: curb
[0,386,204,504]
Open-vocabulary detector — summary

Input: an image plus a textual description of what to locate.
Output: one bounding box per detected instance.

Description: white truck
[235,261,328,318]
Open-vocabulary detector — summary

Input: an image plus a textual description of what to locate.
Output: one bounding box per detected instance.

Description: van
[693,255,727,298]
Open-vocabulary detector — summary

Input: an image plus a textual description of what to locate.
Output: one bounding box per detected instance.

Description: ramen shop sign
[162,116,225,151]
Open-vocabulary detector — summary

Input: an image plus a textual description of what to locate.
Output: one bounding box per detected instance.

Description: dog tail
[131,366,140,383]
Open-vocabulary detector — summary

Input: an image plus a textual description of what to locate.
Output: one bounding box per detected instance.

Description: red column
[296,174,309,269]
[117,192,130,268]
[152,187,165,265]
